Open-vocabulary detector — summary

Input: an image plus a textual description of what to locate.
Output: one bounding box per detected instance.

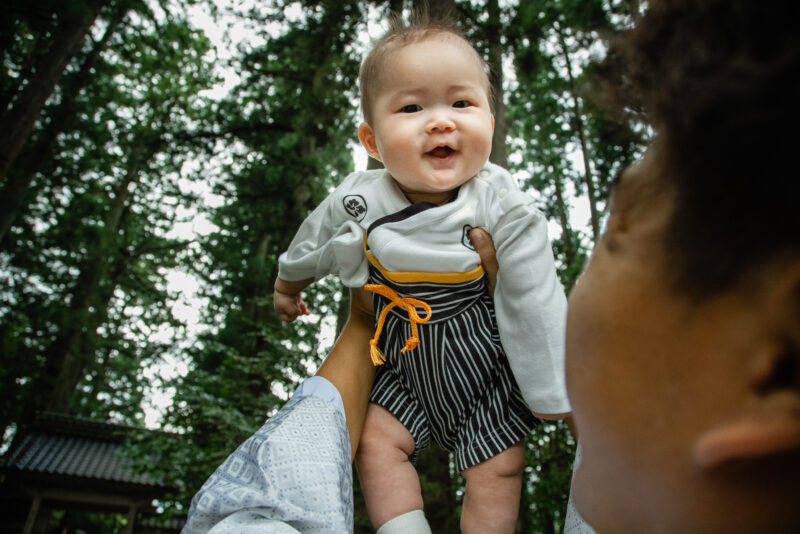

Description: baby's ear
[694,260,800,469]
[358,122,381,161]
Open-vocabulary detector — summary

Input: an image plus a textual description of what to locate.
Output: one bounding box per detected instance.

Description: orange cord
[364,284,432,366]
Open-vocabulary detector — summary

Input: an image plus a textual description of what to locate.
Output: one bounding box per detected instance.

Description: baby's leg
[356,402,424,529]
[460,440,525,534]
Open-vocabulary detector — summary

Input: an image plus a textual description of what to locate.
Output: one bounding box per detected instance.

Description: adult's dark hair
[611,0,800,296]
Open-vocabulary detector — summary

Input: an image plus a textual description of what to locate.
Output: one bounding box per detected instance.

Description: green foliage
[129,0,365,507]
[520,422,577,533]
[0,0,217,441]
[508,0,644,291]
[503,4,644,528]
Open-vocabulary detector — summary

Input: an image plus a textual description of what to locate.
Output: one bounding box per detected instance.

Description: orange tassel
[364,283,432,366]
[370,339,386,366]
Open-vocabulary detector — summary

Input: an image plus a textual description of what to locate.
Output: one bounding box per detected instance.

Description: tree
[0,1,216,440]
[0,0,108,179]
[0,0,131,245]
[505,2,644,531]
[135,0,366,508]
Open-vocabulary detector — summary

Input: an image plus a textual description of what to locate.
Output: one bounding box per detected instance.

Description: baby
[274,19,569,534]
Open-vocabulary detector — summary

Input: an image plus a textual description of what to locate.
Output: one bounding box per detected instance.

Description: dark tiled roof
[1,412,167,489]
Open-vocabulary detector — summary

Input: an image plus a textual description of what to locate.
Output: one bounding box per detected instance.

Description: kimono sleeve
[277,184,368,287]
[490,190,571,416]
[183,395,353,534]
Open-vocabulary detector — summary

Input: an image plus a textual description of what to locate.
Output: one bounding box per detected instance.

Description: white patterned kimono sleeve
[564,444,597,534]
[183,394,353,534]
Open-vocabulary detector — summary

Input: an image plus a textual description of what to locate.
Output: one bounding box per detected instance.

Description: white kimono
[279,162,570,415]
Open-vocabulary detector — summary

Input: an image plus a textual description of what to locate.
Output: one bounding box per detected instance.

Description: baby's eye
[401,104,422,113]
[453,100,471,108]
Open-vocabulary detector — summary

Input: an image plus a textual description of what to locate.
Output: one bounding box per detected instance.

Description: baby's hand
[274,289,310,322]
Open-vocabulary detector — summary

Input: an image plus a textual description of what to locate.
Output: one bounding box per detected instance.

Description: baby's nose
[425,115,455,133]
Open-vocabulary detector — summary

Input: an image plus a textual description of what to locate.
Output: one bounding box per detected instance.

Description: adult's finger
[469,227,498,297]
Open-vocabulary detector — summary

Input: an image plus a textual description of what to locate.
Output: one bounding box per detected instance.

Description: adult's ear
[693,260,800,469]
[358,122,381,162]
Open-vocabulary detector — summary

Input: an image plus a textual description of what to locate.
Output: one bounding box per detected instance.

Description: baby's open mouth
[427,146,454,158]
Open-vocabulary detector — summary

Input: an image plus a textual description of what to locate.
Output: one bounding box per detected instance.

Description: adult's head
[566,0,800,532]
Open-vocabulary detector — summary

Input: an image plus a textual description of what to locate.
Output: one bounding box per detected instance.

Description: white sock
[376,510,432,534]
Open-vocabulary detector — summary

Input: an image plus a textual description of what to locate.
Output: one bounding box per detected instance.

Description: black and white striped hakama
[368,265,539,472]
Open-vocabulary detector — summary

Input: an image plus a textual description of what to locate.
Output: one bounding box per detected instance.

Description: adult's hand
[469,227,499,296]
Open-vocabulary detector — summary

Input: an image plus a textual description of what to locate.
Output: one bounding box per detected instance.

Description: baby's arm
[274,276,314,322]
[469,226,572,420]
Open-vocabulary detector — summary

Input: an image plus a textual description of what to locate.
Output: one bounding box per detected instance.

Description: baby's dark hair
[358,13,493,125]
[611,0,800,296]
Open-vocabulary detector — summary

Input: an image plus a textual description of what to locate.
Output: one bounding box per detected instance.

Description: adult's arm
[183,288,376,534]
[316,286,376,459]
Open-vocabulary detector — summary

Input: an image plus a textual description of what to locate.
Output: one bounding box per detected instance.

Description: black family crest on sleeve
[343,195,367,222]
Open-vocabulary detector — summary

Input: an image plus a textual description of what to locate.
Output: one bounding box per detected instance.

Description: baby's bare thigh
[360,402,416,457]
[462,440,526,482]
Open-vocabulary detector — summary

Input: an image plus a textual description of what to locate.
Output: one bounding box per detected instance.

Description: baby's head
[359,19,493,125]
[357,19,495,205]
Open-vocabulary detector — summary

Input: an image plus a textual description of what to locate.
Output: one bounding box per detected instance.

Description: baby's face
[362,35,494,204]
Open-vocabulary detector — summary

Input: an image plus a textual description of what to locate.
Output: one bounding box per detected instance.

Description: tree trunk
[31,141,153,417]
[0,7,125,246]
[0,0,105,179]
[486,0,507,167]
[553,172,575,268]
[555,24,600,242]
[629,0,642,21]
[50,249,129,412]
[241,231,272,326]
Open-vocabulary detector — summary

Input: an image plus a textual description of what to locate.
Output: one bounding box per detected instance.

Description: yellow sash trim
[362,232,485,284]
